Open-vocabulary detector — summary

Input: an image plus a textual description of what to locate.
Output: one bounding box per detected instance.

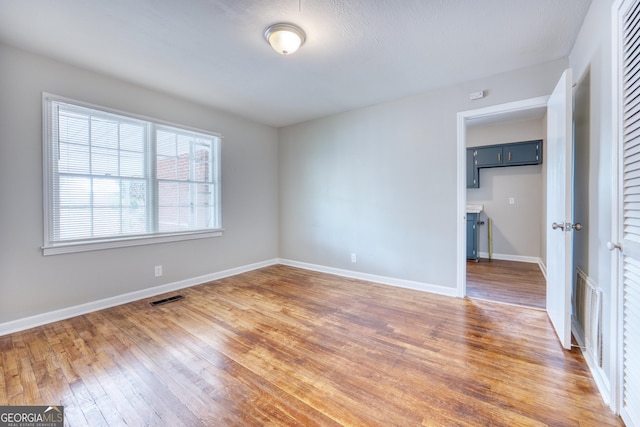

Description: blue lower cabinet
[467,213,479,261]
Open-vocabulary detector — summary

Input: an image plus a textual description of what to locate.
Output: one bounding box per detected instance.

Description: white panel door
[546,69,574,350]
[617,1,640,424]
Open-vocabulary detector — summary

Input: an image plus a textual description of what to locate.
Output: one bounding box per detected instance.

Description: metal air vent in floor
[150,295,184,306]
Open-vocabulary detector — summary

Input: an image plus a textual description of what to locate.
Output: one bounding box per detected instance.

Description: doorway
[456,96,549,300]
[458,70,575,350]
[463,111,547,309]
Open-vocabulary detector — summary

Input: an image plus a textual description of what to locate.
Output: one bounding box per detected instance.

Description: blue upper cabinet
[503,140,541,165]
[475,145,503,167]
[466,149,478,188]
[467,139,542,188]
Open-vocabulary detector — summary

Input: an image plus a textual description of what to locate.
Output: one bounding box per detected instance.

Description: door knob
[552,222,582,231]
[607,242,622,251]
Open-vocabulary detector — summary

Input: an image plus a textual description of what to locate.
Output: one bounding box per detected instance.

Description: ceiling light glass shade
[264,23,306,55]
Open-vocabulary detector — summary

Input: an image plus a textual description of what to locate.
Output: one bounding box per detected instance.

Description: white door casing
[546,69,574,350]
[613,0,640,424]
[456,97,549,298]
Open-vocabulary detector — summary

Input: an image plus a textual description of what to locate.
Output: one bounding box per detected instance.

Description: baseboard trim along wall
[279,259,458,298]
[478,252,540,264]
[0,258,459,336]
[537,259,547,280]
[477,252,547,279]
[0,259,279,337]
[571,317,611,408]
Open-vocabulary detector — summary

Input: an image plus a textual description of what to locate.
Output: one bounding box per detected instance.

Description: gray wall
[279,58,568,289]
[467,118,545,259]
[0,44,279,324]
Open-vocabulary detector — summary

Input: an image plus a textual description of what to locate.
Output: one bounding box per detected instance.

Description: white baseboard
[0,259,279,337]
[571,317,612,408]
[538,259,547,280]
[0,258,456,336]
[478,252,541,264]
[278,258,458,297]
[478,252,547,279]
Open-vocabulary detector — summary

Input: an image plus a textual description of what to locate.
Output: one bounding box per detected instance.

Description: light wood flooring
[0,265,620,426]
[467,259,546,309]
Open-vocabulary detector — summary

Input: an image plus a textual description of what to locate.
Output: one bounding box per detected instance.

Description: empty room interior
[0,0,638,425]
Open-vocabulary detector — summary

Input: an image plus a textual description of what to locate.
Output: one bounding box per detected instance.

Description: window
[43,94,222,255]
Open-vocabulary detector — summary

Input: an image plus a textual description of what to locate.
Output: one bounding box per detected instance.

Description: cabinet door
[466,149,478,188]
[475,146,503,167]
[466,213,478,259]
[503,140,542,165]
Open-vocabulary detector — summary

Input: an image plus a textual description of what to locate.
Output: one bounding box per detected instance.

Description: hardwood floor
[467,259,546,309]
[0,265,620,426]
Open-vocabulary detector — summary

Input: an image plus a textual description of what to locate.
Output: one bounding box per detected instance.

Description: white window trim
[41,93,223,256]
[42,229,224,256]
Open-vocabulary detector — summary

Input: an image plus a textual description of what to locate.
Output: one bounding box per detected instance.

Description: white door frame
[456,96,549,297]
[611,0,629,417]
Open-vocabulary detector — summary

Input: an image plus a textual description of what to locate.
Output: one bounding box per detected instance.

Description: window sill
[42,229,224,256]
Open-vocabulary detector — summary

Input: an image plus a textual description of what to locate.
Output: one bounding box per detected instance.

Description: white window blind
[43,94,222,255]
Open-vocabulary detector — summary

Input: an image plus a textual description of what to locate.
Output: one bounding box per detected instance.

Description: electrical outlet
[351,253,357,263]
[509,197,515,205]
[154,265,163,277]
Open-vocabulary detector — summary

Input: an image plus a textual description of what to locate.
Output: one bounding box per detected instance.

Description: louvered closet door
[621,1,640,425]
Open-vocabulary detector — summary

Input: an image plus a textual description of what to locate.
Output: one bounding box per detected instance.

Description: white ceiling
[0,0,591,128]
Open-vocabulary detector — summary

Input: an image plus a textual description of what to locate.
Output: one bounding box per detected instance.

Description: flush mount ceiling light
[264,23,306,55]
